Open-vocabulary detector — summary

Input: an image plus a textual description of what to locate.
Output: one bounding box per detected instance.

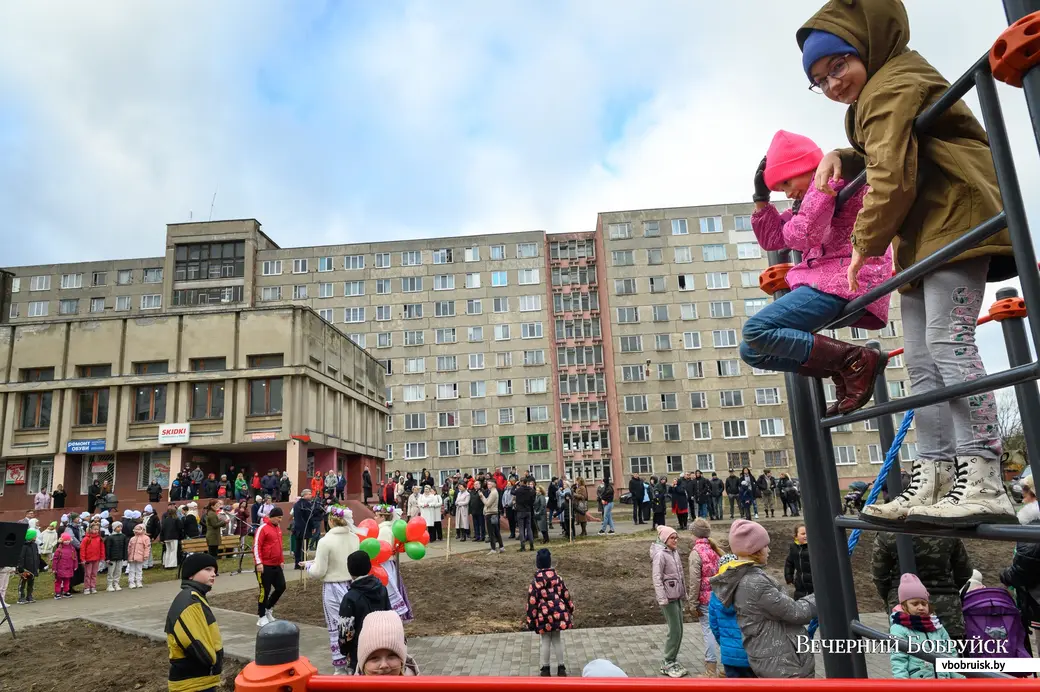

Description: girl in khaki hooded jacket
[798,0,1017,528]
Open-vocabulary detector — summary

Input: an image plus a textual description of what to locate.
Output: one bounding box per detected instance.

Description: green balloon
[392,519,408,544]
[404,541,426,560]
[360,537,381,559]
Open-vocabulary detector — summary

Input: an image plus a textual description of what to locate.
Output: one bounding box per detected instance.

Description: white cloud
[1,0,1039,375]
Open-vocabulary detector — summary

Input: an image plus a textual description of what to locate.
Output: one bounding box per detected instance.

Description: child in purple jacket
[741,129,892,415]
[50,533,78,599]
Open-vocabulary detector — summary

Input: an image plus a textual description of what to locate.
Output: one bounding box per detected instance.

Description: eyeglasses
[808,55,851,94]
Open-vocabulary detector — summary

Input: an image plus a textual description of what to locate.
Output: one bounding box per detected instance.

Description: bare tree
[996,390,1025,463]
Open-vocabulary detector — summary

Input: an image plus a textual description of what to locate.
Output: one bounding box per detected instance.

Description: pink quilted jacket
[127,533,151,563]
[752,179,892,330]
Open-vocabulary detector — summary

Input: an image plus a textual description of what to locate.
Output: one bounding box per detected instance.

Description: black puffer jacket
[161,515,183,541]
[725,474,740,496]
[784,542,813,598]
[105,531,129,562]
[1000,537,1040,622]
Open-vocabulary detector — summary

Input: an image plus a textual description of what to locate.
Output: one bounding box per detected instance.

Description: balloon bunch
[355,515,429,586]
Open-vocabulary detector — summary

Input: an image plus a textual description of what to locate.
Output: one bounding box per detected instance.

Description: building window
[613,250,634,266]
[432,248,453,264]
[470,381,486,398]
[713,329,738,348]
[706,272,730,290]
[76,386,109,426]
[834,445,857,465]
[625,395,647,413]
[435,301,455,318]
[670,218,689,235]
[402,251,422,266]
[60,273,83,290]
[614,279,637,295]
[699,216,723,233]
[317,256,334,272]
[759,450,788,468]
[527,406,549,422]
[345,307,365,323]
[435,328,457,344]
[723,420,748,439]
[759,418,785,437]
[523,350,545,366]
[744,298,768,317]
[133,384,167,422]
[375,253,390,268]
[608,223,631,240]
[292,285,308,300]
[116,269,134,285]
[401,277,422,293]
[657,363,675,380]
[709,301,734,318]
[627,425,651,443]
[690,392,707,409]
[58,299,79,315]
[491,271,508,287]
[521,322,542,339]
[661,393,678,411]
[499,408,514,424]
[29,275,51,291]
[642,220,660,237]
[143,268,163,283]
[489,244,505,260]
[683,332,702,349]
[517,242,538,258]
[900,443,919,462]
[433,275,455,291]
[629,456,652,474]
[528,434,550,452]
[466,299,483,316]
[192,381,225,419]
[737,243,762,259]
[141,294,162,310]
[617,307,638,323]
[717,360,741,377]
[405,442,427,460]
[28,301,49,317]
[687,362,704,379]
[248,377,282,416]
[174,242,245,280]
[260,287,282,302]
[619,336,642,353]
[438,440,460,457]
[664,423,681,441]
[318,308,333,322]
[20,384,53,430]
[261,260,282,276]
[692,421,711,440]
[87,297,104,313]
[655,334,671,350]
[649,276,666,293]
[755,387,781,405]
[703,245,728,262]
[499,436,516,454]
[404,413,426,430]
[464,247,480,262]
[375,279,390,295]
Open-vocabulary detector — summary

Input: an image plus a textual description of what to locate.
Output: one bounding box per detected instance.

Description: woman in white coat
[419,486,443,542]
[308,505,360,674]
[454,485,471,541]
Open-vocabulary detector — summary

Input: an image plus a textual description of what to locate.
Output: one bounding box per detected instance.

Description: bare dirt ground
[209,518,1018,637]
[0,619,245,691]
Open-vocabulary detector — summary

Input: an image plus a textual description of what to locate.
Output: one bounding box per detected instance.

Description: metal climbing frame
[771,0,1040,679]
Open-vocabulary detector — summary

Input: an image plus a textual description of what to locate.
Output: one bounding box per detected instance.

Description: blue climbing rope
[806,408,916,639]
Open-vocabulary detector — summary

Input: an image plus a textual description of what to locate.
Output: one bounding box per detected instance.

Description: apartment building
[598,203,916,484]
[0,208,916,508]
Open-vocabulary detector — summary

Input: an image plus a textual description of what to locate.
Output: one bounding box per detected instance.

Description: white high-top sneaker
[907,455,1018,527]
[860,460,954,525]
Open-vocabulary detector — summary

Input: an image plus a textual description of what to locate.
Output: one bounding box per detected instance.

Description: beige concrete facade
[598,203,916,484]
[0,304,386,511]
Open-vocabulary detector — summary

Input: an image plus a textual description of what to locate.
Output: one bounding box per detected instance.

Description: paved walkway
[7,514,894,678]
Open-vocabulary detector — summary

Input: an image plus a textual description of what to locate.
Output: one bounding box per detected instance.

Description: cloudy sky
[1,1,1038,374]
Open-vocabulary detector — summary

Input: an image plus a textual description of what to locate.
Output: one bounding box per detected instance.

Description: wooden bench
[181,535,243,558]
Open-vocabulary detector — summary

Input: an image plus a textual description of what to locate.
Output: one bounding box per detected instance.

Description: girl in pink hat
[745,129,893,415]
[888,574,961,679]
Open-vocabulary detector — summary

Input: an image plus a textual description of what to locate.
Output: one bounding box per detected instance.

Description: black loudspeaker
[0,522,27,569]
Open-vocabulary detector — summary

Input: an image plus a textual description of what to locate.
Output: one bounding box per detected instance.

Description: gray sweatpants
[539,631,565,668]
[902,258,1000,462]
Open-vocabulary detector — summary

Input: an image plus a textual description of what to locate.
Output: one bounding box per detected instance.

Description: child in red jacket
[51,533,78,599]
[79,523,105,594]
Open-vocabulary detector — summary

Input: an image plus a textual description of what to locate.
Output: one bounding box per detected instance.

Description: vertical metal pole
[995,287,1040,487]
[785,372,857,678]
[807,377,868,678]
[975,67,1040,350]
[1003,1,1040,155]
[765,249,856,678]
[868,340,918,576]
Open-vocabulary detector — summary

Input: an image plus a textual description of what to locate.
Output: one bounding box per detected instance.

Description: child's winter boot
[861,460,954,525]
[906,455,1017,527]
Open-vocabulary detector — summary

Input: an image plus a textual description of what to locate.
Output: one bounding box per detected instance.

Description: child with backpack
[526,548,574,677]
[79,523,105,595]
[745,129,892,415]
[798,0,1017,527]
[888,574,961,679]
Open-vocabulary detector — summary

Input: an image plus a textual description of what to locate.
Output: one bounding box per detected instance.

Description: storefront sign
[4,462,25,485]
[251,431,278,442]
[90,461,110,474]
[158,423,191,445]
[66,439,106,454]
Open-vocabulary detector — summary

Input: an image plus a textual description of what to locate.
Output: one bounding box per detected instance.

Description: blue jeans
[739,286,848,372]
[698,503,709,518]
[600,502,614,531]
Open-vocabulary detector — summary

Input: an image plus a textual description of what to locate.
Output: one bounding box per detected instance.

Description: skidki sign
[158,424,191,445]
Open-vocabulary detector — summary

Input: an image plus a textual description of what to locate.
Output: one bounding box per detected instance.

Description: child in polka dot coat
[526,548,574,677]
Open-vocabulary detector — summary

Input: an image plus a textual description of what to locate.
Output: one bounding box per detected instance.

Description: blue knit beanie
[801,30,859,81]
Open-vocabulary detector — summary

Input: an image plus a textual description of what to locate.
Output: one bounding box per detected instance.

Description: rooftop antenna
[209,188,218,221]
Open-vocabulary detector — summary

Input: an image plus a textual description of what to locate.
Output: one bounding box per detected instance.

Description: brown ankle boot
[797,367,844,416]
[803,335,886,414]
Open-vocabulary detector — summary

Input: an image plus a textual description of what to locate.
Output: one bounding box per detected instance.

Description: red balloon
[374,540,393,564]
[405,516,426,543]
[419,530,430,546]
[354,525,371,540]
[371,564,389,586]
[358,518,379,536]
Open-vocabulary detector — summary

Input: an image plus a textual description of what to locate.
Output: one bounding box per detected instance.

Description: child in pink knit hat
[745,129,892,416]
[889,573,960,679]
